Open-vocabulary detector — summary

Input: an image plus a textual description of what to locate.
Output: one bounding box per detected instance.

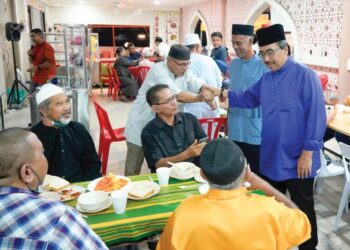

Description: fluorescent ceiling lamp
[154,0,160,4]
[138,34,146,39]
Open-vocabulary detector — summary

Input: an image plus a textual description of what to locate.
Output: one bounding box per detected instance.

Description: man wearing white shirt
[155,36,170,61]
[183,34,222,119]
[124,44,218,176]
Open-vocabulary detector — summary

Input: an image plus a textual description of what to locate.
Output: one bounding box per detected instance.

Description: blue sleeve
[301,70,327,151]
[228,79,262,109]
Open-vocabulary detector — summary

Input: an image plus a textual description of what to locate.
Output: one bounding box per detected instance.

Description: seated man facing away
[31,84,101,183]
[157,138,311,250]
[0,128,107,249]
[141,84,207,172]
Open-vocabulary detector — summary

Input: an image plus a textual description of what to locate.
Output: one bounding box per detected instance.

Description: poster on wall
[154,11,180,46]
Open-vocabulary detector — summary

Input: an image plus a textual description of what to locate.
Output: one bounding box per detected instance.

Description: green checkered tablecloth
[67,174,264,246]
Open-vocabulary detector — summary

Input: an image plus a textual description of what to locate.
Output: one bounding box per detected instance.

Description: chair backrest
[339,142,350,183]
[138,66,150,84]
[101,51,111,58]
[198,117,227,141]
[319,74,328,91]
[93,101,116,140]
[128,66,139,79]
[111,67,121,87]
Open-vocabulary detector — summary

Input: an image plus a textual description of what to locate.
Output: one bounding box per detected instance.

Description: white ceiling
[42,0,207,11]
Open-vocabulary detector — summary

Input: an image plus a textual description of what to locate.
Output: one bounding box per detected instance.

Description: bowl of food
[77,191,109,212]
[170,162,196,180]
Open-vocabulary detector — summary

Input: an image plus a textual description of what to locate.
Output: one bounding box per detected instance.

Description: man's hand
[185,139,206,158]
[244,166,264,190]
[201,86,214,103]
[207,100,218,110]
[27,66,38,73]
[27,49,33,57]
[297,150,313,179]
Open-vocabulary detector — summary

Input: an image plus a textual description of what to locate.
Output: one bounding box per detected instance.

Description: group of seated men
[0,82,312,249]
[0,23,329,249]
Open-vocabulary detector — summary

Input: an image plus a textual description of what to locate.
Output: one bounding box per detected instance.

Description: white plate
[59,185,85,201]
[193,167,207,183]
[170,163,197,180]
[76,197,112,213]
[39,191,61,201]
[87,176,132,193]
[127,181,160,200]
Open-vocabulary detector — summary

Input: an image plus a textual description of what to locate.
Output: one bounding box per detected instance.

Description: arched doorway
[188,11,209,53]
[244,0,300,60]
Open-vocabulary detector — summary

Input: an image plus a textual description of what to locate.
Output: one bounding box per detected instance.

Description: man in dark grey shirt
[141,84,207,172]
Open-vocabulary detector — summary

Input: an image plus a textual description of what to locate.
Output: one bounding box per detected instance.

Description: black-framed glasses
[156,94,177,105]
[169,57,191,68]
[258,48,281,58]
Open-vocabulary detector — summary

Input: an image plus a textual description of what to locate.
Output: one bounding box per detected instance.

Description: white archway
[187,10,210,47]
[244,0,300,61]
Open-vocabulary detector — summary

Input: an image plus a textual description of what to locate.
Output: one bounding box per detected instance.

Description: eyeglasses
[156,94,177,105]
[169,57,191,68]
[258,48,280,58]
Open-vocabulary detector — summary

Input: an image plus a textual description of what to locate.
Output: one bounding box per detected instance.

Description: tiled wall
[181,0,345,92]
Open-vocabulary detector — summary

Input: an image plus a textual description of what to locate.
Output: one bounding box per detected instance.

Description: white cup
[156,167,170,187]
[111,190,128,214]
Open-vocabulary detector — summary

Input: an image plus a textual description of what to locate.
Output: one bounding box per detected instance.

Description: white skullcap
[36,83,64,105]
[143,47,152,58]
[183,34,201,46]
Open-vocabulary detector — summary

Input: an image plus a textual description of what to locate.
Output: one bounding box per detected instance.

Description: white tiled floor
[3,88,349,250]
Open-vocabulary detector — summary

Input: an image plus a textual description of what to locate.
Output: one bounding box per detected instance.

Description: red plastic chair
[128,66,139,82]
[319,74,328,91]
[198,117,227,141]
[107,65,121,101]
[93,101,126,175]
[138,66,151,85]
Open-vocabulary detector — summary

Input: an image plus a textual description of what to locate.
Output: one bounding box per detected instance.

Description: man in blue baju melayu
[219,24,326,250]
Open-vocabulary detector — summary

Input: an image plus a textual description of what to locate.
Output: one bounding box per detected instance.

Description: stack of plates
[76,191,112,213]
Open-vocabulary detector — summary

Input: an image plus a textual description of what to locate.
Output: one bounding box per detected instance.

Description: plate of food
[59,185,85,201]
[42,175,70,192]
[170,162,197,180]
[128,181,160,200]
[87,173,132,193]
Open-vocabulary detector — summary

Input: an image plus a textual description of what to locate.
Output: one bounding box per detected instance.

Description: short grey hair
[209,179,241,190]
[38,98,51,112]
[276,40,288,49]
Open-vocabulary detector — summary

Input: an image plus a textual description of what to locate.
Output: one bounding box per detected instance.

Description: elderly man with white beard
[31,84,101,182]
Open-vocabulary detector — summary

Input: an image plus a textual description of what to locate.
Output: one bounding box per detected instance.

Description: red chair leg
[98,135,104,159]
[101,141,112,175]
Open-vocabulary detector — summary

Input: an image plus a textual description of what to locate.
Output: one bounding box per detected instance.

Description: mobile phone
[198,137,208,143]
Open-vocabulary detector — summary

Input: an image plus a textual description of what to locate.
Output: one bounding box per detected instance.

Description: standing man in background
[27,28,56,125]
[228,24,268,175]
[183,33,222,119]
[154,36,170,61]
[210,31,228,63]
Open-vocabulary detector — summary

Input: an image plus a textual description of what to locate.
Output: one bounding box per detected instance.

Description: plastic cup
[111,190,128,214]
[156,167,170,187]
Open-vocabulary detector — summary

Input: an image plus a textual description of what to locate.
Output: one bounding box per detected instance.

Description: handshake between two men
[200,85,227,110]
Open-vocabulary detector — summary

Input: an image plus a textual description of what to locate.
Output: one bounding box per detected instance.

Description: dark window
[91,27,113,46]
[114,27,150,47]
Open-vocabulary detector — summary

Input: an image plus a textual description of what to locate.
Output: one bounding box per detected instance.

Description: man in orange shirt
[27,28,56,125]
[157,138,311,250]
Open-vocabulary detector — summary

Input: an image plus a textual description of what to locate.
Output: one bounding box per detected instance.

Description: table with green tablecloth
[66,173,264,246]
[66,174,200,246]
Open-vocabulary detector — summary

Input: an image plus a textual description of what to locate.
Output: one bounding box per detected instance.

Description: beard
[59,113,72,124]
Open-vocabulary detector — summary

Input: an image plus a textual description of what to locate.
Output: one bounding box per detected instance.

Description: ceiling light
[138,34,146,39]
[78,0,85,4]
[154,0,160,4]
[137,9,142,12]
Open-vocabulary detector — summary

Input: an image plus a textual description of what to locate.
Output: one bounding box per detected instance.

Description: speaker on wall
[5,22,23,41]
